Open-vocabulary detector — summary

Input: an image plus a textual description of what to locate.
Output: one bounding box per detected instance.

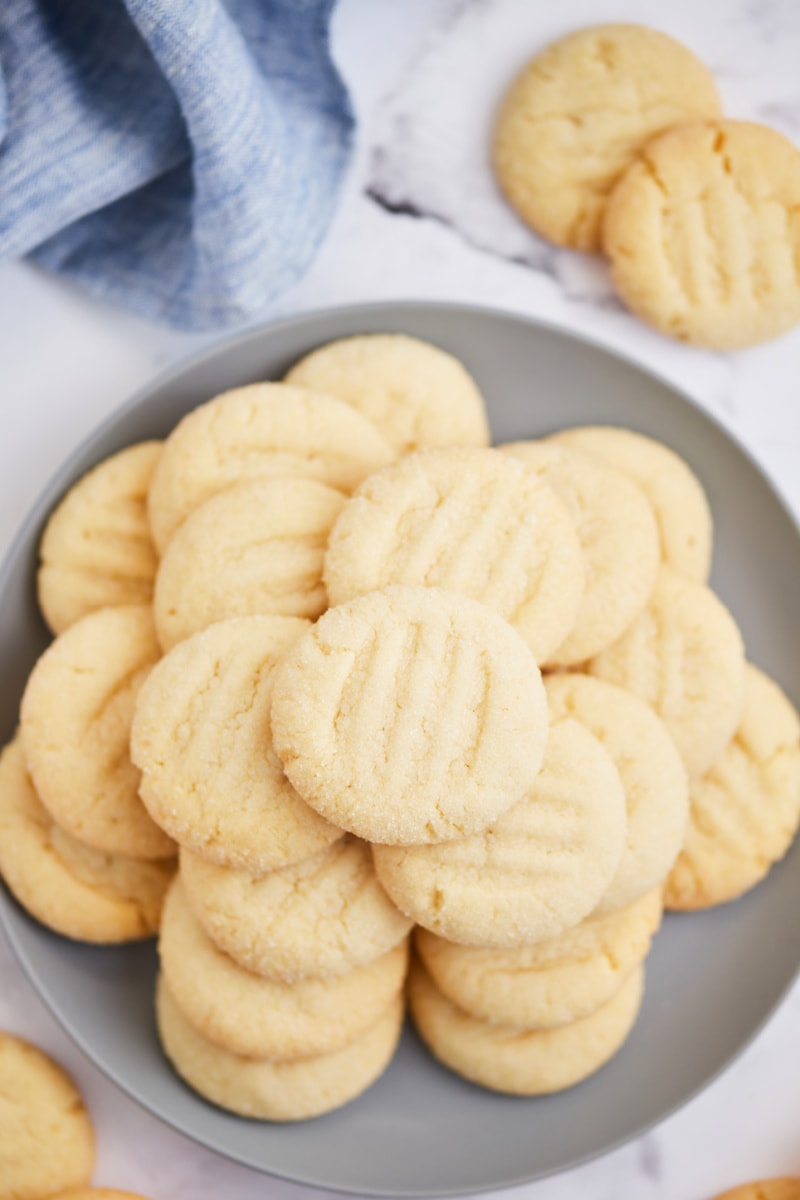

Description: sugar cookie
[271,586,549,845]
[493,24,720,251]
[373,719,626,947]
[713,1181,800,1200]
[285,334,489,454]
[51,1192,152,1200]
[323,447,584,664]
[666,665,800,909]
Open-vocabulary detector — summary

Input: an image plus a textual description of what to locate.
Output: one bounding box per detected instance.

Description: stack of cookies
[2,332,799,1118]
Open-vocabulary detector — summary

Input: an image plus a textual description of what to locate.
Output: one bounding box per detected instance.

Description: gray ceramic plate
[2,303,800,1197]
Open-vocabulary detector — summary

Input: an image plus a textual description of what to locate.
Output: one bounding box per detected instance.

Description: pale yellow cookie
[323,447,584,664]
[159,878,408,1060]
[52,1192,153,1200]
[0,1032,95,1200]
[713,1181,800,1200]
[147,384,394,554]
[501,441,660,665]
[156,975,404,1121]
[493,24,720,251]
[131,616,342,874]
[545,674,688,913]
[415,887,662,1029]
[271,586,549,845]
[408,960,644,1095]
[284,334,490,454]
[372,719,626,947]
[604,120,800,348]
[153,477,346,650]
[552,426,712,582]
[0,739,174,943]
[666,664,800,910]
[589,567,746,778]
[180,837,412,982]
[19,606,174,859]
[37,441,162,635]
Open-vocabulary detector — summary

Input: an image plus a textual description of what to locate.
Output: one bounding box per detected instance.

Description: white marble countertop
[1,1,799,1196]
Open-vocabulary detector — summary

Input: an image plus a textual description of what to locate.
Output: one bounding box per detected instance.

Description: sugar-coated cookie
[493,24,720,251]
[37,441,162,636]
[147,384,394,554]
[545,674,688,913]
[51,1192,153,1200]
[372,719,626,947]
[180,837,412,982]
[271,586,549,845]
[20,606,174,859]
[666,665,800,909]
[589,567,746,778]
[501,441,660,665]
[415,887,661,1030]
[323,447,584,664]
[285,334,490,454]
[712,1181,800,1200]
[552,426,712,582]
[0,1032,95,1200]
[604,120,800,348]
[156,975,404,1121]
[131,616,342,874]
[0,740,174,943]
[408,960,644,1095]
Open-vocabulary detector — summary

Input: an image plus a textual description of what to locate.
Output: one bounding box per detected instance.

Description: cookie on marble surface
[588,567,746,778]
[372,718,626,947]
[0,739,174,944]
[666,664,800,910]
[712,1181,800,1200]
[493,24,720,251]
[131,615,342,875]
[147,384,394,554]
[323,447,584,664]
[156,975,404,1121]
[19,605,174,860]
[551,426,712,582]
[284,333,490,454]
[159,878,408,1060]
[604,120,800,348]
[180,836,412,982]
[500,441,660,665]
[37,441,162,636]
[0,1032,95,1200]
[415,887,661,1030]
[408,959,644,1096]
[545,673,688,914]
[271,586,549,845]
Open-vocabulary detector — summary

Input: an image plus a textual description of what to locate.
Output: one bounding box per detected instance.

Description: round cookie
[493,24,720,251]
[666,664,800,910]
[408,960,644,1095]
[159,878,408,1060]
[500,441,660,665]
[284,333,490,454]
[551,426,712,582]
[545,673,689,913]
[153,477,346,650]
[37,441,162,635]
[372,718,626,948]
[588,567,746,778]
[271,586,549,845]
[0,1032,95,1200]
[180,836,413,982]
[0,739,174,943]
[415,887,662,1029]
[156,975,404,1121]
[131,616,342,874]
[19,605,174,859]
[52,1193,153,1200]
[323,447,585,664]
[713,1182,800,1200]
[147,384,394,554]
[604,119,800,348]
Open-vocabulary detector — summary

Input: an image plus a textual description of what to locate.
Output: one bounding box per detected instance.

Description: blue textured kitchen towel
[0,0,354,329]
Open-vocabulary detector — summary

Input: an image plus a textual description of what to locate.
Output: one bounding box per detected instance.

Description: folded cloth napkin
[0,0,354,329]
